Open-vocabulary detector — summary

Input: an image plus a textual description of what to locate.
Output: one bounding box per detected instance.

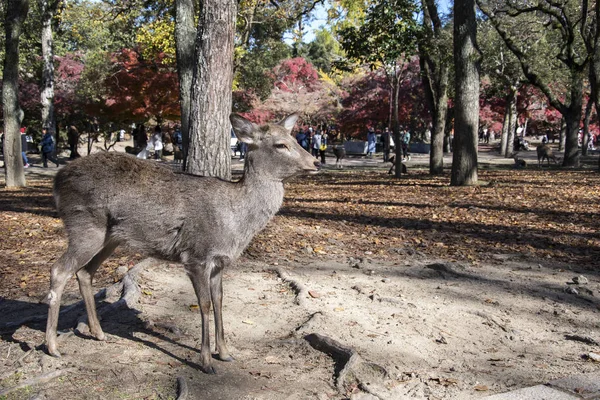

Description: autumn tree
[451,0,480,186]
[338,0,420,177]
[478,0,592,167]
[419,0,451,174]
[2,0,29,188]
[477,18,526,157]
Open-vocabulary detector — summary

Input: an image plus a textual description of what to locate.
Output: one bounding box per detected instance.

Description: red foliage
[271,57,321,93]
[102,48,180,122]
[337,59,426,138]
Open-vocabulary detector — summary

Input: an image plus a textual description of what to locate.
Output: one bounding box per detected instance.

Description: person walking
[40,127,59,168]
[20,128,30,168]
[381,127,391,162]
[367,127,376,158]
[152,125,163,160]
[312,129,322,158]
[401,129,411,161]
[319,130,328,164]
[296,129,309,152]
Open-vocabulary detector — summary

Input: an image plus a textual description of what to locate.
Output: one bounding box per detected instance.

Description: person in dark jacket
[381,127,391,162]
[20,128,30,168]
[40,128,59,168]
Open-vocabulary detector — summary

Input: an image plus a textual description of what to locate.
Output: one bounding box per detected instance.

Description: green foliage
[338,0,420,69]
[300,28,344,74]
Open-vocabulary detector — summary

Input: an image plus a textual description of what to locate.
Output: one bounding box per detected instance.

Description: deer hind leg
[188,263,216,374]
[45,228,108,357]
[76,240,119,340]
[211,256,233,362]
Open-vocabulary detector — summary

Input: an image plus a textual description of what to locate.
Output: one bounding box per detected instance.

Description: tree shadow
[277,207,600,270]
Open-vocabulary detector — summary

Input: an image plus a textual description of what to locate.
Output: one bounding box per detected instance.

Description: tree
[419,0,451,174]
[39,0,61,137]
[478,0,591,167]
[451,0,480,186]
[477,18,524,157]
[338,0,419,177]
[3,0,29,188]
[175,0,195,169]
[186,0,236,179]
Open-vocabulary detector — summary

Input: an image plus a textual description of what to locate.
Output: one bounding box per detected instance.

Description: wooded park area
[1,0,600,399]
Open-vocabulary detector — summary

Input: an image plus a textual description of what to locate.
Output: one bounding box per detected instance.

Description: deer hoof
[47,346,62,358]
[202,365,217,374]
[219,354,235,362]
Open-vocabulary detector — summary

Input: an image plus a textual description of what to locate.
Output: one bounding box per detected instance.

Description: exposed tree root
[304,333,388,393]
[292,312,323,337]
[176,376,188,400]
[0,368,75,396]
[273,267,308,306]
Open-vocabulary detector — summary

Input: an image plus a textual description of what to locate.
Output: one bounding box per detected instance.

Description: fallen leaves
[250,169,600,270]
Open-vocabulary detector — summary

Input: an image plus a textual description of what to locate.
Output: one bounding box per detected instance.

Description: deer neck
[237,161,285,228]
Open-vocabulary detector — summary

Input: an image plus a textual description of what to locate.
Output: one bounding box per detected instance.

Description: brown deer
[45,114,319,374]
[332,145,346,169]
[536,144,558,167]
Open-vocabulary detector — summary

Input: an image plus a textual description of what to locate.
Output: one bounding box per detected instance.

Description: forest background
[1,0,596,163]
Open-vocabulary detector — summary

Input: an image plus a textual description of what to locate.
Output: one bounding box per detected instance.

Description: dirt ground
[1,140,599,399]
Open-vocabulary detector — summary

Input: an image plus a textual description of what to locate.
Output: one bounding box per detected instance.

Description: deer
[45,114,319,374]
[536,144,558,167]
[332,145,346,169]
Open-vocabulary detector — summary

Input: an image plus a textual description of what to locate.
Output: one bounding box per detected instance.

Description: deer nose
[313,160,321,170]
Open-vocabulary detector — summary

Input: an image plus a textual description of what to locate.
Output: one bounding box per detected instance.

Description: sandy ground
[1,137,599,399]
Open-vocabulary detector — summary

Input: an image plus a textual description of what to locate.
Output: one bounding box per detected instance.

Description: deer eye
[275,143,289,150]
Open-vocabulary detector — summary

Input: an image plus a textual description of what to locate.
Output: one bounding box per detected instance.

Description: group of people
[294,124,411,164]
[369,126,411,162]
[133,123,183,160]
[15,126,60,168]
[295,126,329,164]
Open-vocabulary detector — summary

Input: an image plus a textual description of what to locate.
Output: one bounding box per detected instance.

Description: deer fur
[45,114,319,374]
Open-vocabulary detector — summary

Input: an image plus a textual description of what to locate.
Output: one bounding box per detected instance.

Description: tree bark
[40,0,57,137]
[2,0,29,188]
[451,0,479,186]
[582,96,593,156]
[175,0,196,170]
[505,92,517,157]
[391,67,402,178]
[420,0,450,175]
[562,72,584,167]
[187,0,236,179]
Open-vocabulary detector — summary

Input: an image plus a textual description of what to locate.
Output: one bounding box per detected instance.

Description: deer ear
[230,113,257,144]
[279,114,299,132]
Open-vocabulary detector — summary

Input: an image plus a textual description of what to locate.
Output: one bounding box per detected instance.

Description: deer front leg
[188,264,216,374]
[211,256,233,362]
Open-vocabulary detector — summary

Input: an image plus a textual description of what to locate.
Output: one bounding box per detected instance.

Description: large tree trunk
[2,0,29,188]
[562,71,584,167]
[420,0,450,175]
[588,0,600,171]
[187,0,236,179]
[499,101,509,155]
[40,0,57,138]
[451,0,479,186]
[582,96,593,156]
[505,93,517,157]
[392,69,402,178]
[175,0,196,171]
